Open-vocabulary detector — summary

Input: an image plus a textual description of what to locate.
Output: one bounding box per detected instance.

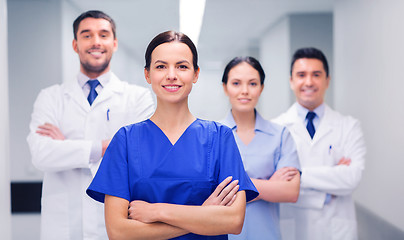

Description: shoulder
[326,106,361,128]
[195,119,233,135]
[271,104,297,126]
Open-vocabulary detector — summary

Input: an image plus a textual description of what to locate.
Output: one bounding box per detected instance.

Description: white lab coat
[27,73,154,240]
[272,103,366,240]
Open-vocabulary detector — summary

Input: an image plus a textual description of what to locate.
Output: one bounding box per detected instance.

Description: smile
[163,85,181,92]
[238,98,251,103]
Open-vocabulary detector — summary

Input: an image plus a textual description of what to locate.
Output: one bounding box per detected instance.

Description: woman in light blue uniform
[86,32,258,240]
[221,57,301,240]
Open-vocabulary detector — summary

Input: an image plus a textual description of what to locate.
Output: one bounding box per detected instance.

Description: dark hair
[144,31,199,72]
[73,10,116,40]
[222,56,265,85]
[290,47,329,77]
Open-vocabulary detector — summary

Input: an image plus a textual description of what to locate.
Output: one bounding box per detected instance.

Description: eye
[232,81,239,86]
[83,34,91,39]
[156,65,166,69]
[250,82,258,86]
[178,65,189,70]
[297,73,305,78]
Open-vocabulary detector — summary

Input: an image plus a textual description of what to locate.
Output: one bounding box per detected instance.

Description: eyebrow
[153,60,190,65]
[79,29,111,35]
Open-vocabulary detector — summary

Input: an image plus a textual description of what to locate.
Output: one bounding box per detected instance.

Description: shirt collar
[222,109,275,135]
[77,71,112,88]
[296,102,325,121]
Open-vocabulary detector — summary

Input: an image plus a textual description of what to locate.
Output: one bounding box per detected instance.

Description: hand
[128,200,157,223]
[36,123,65,140]
[203,176,239,207]
[269,167,299,181]
[101,139,112,156]
[337,157,351,166]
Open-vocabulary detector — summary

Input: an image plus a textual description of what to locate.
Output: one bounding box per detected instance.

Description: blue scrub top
[221,110,300,240]
[87,119,258,240]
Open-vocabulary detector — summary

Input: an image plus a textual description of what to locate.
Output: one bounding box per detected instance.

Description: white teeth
[165,86,179,90]
[90,52,102,56]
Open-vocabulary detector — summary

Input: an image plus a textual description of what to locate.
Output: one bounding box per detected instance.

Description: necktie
[306,111,316,139]
[87,79,100,106]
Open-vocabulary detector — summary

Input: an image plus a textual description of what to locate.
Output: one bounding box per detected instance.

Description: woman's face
[145,42,199,104]
[223,62,263,113]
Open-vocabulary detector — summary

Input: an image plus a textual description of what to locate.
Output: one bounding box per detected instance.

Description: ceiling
[68,0,333,69]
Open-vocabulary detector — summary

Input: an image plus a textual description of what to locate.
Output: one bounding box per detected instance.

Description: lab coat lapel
[282,104,312,142]
[91,73,124,107]
[311,105,334,144]
[63,80,90,112]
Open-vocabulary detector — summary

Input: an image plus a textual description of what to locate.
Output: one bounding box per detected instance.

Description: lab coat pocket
[328,145,344,165]
[331,218,357,240]
[106,111,129,136]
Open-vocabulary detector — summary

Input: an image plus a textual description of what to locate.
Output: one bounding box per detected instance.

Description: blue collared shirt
[77,71,112,98]
[221,110,300,240]
[296,102,325,131]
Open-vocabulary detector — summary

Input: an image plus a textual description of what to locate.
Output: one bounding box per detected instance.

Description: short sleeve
[275,127,301,172]
[87,127,130,203]
[214,125,259,202]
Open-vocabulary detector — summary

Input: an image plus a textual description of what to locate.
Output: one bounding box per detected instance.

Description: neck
[231,108,255,131]
[81,67,110,80]
[151,97,195,130]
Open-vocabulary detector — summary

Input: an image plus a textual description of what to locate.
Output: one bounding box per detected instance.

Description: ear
[222,82,229,96]
[72,39,78,53]
[113,38,118,52]
[193,68,200,84]
[325,75,331,89]
[289,76,294,90]
[144,68,151,84]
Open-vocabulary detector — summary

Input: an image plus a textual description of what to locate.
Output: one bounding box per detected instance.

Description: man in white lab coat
[27,10,154,240]
[273,47,366,240]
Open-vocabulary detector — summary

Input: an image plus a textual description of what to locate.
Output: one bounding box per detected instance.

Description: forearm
[27,133,93,172]
[301,164,364,195]
[152,191,246,235]
[105,195,188,240]
[252,173,300,203]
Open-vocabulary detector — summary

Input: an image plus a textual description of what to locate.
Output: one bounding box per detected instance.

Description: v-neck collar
[147,118,199,146]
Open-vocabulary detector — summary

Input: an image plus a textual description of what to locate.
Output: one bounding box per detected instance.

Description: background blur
[1,0,403,239]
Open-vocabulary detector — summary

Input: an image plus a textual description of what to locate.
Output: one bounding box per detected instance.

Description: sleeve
[301,118,366,196]
[275,127,301,171]
[26,87,93,172]
[215,126,259,202]
[87,127,130,203]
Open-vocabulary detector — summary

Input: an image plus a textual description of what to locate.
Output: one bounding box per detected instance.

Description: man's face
[290,58,330,111]
[72,17,117,78]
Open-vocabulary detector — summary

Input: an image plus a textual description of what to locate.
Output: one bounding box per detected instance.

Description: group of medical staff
[27,9,366,240]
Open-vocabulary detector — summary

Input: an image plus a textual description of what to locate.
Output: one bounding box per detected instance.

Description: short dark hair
[222,56,265,85]
[144,31,199,72]
[290,47,329,77]
[73,10,116,40]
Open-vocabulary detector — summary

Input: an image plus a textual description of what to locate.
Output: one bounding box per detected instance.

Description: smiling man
[27,10,155,240]
[273,47,366,240]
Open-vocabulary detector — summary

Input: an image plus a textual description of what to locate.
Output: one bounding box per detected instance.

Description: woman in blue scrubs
[86,31,258,240]
[220,57,301,240]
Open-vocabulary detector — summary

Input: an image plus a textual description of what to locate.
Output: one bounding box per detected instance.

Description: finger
[220,183,239,205]
[212,176,233,197]
[226,191,238,206]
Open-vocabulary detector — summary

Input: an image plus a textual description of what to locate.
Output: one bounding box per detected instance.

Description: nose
[304,76,314,86]
[91,35,101,47]
[166,67,177,81]
[241,83,248,95]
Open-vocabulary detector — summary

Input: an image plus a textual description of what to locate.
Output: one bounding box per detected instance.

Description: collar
[222,109,275,135]
[77,71,112,88]
[296,102,325,122]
